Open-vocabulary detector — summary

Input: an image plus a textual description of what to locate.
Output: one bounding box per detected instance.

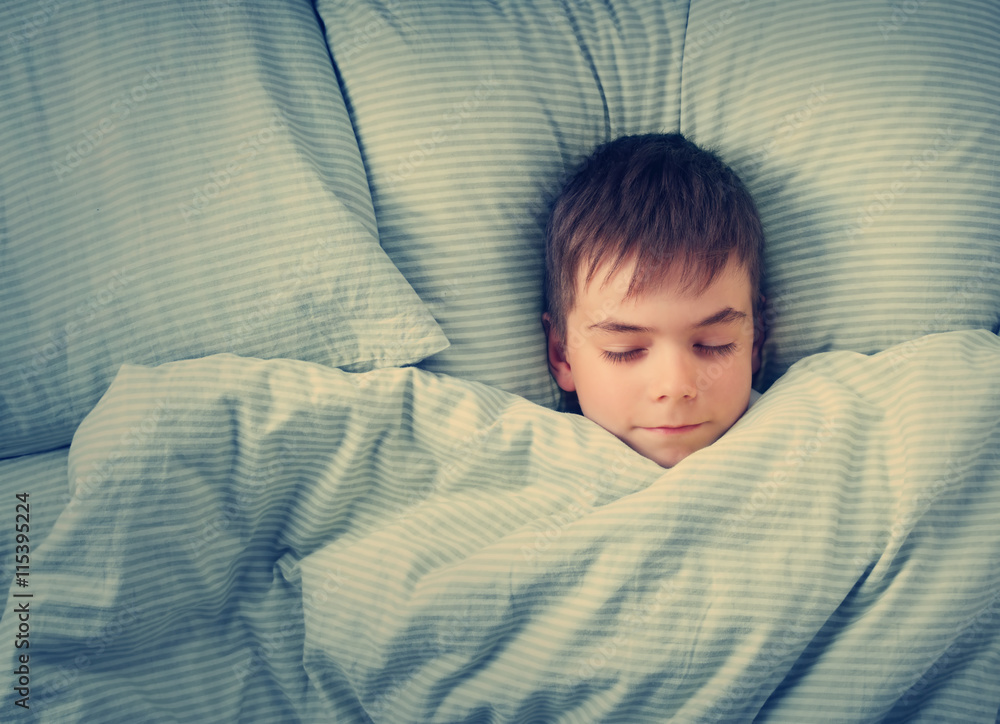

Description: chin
[636,445,695,469]
[651,451,690,468]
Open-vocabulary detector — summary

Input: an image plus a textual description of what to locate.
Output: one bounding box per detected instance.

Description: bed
[2,0,998,721]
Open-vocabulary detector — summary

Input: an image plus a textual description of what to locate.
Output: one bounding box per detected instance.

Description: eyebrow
[694,307,747,328]
[588,307,747,334]
[587,320,654,334]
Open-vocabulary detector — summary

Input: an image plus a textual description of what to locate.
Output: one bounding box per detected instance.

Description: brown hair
[544,133,764,339]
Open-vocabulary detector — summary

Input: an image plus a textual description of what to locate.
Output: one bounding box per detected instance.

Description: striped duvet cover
[4,330,998,722]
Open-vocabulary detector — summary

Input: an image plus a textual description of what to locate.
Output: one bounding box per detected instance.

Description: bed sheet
[2,330,999,722]
[0,450,70,591]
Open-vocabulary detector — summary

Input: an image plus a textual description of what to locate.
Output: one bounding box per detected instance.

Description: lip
[640,423,703,435]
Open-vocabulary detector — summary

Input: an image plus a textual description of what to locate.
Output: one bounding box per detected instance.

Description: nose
[650,346,698,400]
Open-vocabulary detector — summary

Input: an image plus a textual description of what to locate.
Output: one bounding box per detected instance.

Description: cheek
[574,360,629,414]
[575,362,612,402]
[699,352,752,404]
[716,363,752,413]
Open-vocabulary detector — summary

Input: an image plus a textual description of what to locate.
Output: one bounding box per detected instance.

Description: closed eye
[696,342,737,357]
[601,349,645,364]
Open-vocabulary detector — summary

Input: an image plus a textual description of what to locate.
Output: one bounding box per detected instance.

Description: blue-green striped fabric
[0,0,447,458]
[5,330,997,721]
[0,449,68,588]
[321,0,999,407]
[319,0,692,410]
[679,0,1000,387]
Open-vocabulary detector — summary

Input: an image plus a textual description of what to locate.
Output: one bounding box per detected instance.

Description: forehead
[574,255,752,309]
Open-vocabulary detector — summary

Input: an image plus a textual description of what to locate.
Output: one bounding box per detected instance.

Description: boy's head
[542,133,765,468]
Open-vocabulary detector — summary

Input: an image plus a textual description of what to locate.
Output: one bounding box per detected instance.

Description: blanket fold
[3,330,998,722]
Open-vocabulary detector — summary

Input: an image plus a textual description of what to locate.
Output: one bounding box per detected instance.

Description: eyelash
[601,349,645,364]
[699,342,738,358]
[601,343,737,364]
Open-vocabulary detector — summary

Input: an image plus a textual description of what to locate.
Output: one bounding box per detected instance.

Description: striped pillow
[679,0,1000,387]
[324,0,999,401]
[320,0,690,408]
[0,0,447,458]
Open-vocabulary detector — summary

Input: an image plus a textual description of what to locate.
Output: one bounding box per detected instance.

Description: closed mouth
[641,423,703,435]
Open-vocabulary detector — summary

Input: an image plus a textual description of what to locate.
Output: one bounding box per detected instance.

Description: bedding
[4,330,999,721]
[318,0,690,409]
[0,0,447,458]
[320,0,1000,402]
[2,0,1000,721]
[680,0,1000,388]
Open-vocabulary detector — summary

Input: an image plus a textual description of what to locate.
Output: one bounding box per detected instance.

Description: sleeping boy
[542,133,765,468]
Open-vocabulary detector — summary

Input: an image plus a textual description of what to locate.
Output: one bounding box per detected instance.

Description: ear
[751,293,767,375]
[542,313,577,392]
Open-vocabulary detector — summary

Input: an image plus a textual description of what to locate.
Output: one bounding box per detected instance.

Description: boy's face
[545,257,760,468]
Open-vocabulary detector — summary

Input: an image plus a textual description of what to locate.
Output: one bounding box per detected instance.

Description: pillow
[0,0,448,458]
[679,0,1000,387]
[318,0,691,409]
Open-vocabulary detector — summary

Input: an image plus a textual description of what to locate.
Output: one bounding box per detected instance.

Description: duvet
[3,330,999,722]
